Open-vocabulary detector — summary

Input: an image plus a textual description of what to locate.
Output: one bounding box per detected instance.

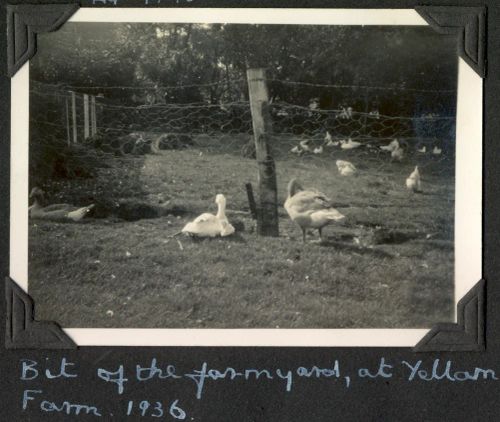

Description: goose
[406,166,421,192]
[313,146,324,154]
[299,140,311,152]
[284,179,345,242]
[391,145,404,161]
[417,146,426,153]
[29,187,94,222]
[181,194,235,237]
[325,139,337,147]
[433,146,442,155]
[336,160,357,176]
[340,138,362,150]
[380,139,399,152]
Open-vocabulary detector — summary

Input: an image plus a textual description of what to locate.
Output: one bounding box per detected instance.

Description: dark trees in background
[31,23,457,117]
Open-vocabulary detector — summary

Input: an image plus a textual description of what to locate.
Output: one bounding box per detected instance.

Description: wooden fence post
[71,91,77,144]
[83,94,90,139]
[65,97,71,146]
[90,95,97,136]
[247,68,279,237]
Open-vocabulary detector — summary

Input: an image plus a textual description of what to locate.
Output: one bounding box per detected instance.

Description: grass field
[28,135,455,328]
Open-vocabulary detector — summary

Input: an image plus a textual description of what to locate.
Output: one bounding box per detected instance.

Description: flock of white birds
[289,130,440,192]
[181,130,435,240]
[29,128,440,241]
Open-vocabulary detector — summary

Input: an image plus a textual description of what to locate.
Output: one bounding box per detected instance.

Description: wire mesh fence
[29,77,456,191]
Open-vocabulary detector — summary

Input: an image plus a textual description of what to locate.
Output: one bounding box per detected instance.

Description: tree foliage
[31,22,457,115]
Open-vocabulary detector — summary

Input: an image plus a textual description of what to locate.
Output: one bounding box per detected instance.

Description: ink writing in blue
[402,359,498,382]
[22,390,102,417]
[136,358,182,381]
[20,358,78,380]
[358,358,393,379]
[97,364,128,394]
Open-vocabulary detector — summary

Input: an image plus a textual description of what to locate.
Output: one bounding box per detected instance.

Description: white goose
[29,187,94,222]
[391,145,404,161]
[299,140,311,152]
[284,179,345,242]
[336,160,357,176]
[182,194,235,237]
[340,138,361,150]
[406,166,421,192]
[380,139,399,152]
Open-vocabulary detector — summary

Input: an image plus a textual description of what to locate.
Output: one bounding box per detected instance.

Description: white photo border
[10,8,482,347]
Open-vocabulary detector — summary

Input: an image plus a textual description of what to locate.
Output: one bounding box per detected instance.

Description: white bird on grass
[406,166,422,192]
[433,146,442,155]
[29,187,95,222]
[324,131,333,143]
[417,146,427,153]
[325,139,337,147]
[181,194,235,237]
[340,138,362,150]
[313,146,324,154]
[391,145,404,161]
[336,160,357,176]
[290,145,303,155]
[299,140,311,152]
[284,179,345,243]
[380,139,399,152]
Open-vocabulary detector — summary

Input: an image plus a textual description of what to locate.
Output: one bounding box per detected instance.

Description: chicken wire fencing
[29,78,456,187]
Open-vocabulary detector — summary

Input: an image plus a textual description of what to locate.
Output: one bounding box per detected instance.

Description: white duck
[433,146,442,155]
[313,146,324,154]
[299,140,311,152]
[29,187,94,222]
[336,160,357,176]
[406,166,421,192]
[380,139,399,152]
[417,146,427,153]
[325,139,337,147]
[182,194,235,237]
[290,145,303,155]
[324,131,333,144]
[340,138,361,150]
[391,145,404,161]
[284,179,345,242]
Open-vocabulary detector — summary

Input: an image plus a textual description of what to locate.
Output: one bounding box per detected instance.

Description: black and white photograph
[22,11,463,333]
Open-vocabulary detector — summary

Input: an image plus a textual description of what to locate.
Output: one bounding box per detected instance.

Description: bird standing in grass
[284,179,345,243]
[324,131,335,146]
[391,145,404,161]
[299,140,311,152]
[29,187,94,222]
[182,194,235,237]
[433,146,442,155]
[406,166,422,192]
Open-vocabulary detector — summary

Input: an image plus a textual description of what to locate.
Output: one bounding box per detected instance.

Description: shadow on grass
[317,239,396,259]
[182,232,248,244]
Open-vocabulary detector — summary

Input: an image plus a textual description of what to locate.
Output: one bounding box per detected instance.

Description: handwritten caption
[19,357,497,418]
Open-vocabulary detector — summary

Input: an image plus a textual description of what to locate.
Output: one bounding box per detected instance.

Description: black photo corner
[1,0,499,421]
